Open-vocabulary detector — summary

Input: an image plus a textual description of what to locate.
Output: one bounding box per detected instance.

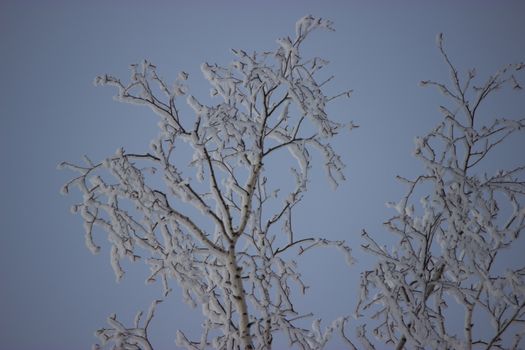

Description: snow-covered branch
[61,15,354,350]
[358,34,525,349]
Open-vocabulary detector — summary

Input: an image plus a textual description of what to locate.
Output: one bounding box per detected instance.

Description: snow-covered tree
[357,34,525,349]
[60,16,354,350]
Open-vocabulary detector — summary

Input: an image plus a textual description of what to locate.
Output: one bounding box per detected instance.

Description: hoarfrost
[357,37,525,349]
[61,15,354,350]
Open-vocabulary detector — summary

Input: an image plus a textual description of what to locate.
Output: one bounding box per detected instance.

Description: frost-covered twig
[62,15,354,350]
[93,300,161,350]
[358,34,525,349]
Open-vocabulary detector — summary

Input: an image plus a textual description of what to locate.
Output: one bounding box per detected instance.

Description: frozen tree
[357,34,525,349]
[60,16,355,350]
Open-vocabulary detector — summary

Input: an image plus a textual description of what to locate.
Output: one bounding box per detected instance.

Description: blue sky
[1,1,525,349]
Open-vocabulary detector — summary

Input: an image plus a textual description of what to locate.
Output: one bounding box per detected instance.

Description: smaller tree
[60,16,354,350]
[357,34,525,349]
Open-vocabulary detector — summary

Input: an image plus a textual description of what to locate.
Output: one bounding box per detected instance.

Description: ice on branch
[61,16,354,350]
[93,300,161,350]
[357,34,525,349]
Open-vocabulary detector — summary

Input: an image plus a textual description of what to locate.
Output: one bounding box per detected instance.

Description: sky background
[1,1,525,349]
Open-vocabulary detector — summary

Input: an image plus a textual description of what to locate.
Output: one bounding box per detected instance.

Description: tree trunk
[227,249,254,349]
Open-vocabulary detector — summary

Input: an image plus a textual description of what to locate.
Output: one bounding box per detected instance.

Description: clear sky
[1,1,524,349]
